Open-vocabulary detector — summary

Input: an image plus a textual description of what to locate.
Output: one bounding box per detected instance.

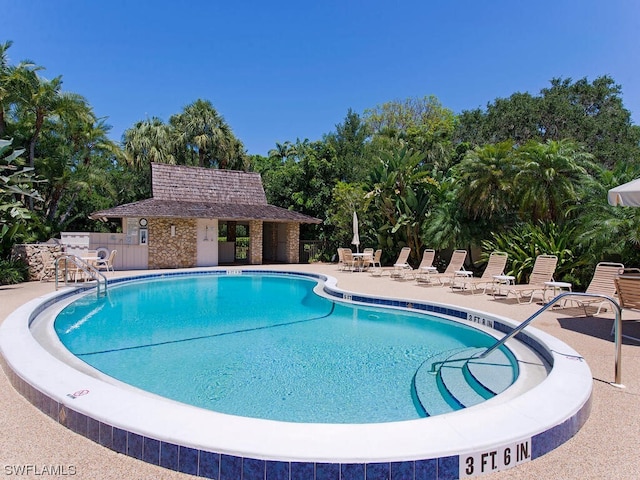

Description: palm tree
[0,40,14,137]
[169,99,245,169]
[268,141,297,162]
[453,141,516,220]
[366,143,438,263]
[0,41,39,139]
[513,139,594,223]
[47,117,121,225]
[12,71,63,169]
[122,117,175,170]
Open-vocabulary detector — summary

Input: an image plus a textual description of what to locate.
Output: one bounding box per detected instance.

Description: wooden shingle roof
[91,163,321,224]
[151,163,268,204]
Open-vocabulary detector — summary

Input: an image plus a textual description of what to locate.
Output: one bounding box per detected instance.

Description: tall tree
[366,143,438,263]
[455,76,640,170]
[453,141,516,221]
[513,139,593,223]
[538,76,640,168]
[122,117,175,169]
[0,40,14,137]
[325,109,371,183]
[169,99,246,169]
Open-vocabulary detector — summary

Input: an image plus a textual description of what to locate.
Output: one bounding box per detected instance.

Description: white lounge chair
[502,255,558,303]
[451,251,508,294]
[429,249,468,285]
[390,247,412,279]
[564,262,623,315]
[414,249,437,283]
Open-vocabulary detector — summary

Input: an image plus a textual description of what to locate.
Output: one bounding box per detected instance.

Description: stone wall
[148,218,197,269]
[249,220,263,265]
[285,223,300,264]
[11,243,66,281]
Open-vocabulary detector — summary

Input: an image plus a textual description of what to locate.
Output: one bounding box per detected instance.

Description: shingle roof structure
[151,163,268,204]
[91,163,321,224]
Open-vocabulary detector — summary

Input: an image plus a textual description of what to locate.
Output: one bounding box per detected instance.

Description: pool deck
[1,263,639,480]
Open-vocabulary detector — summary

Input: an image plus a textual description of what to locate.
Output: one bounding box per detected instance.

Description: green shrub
[481,222,581,286]
[0,258,29,285]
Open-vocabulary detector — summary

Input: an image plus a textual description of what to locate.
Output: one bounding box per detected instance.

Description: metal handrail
[430,292,625,387]
[54,254,108,295]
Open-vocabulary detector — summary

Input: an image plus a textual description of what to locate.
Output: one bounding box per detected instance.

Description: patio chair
[369,249,382,269]
[451,251,508,294]
[414,249,437,283]
[613,271,640,342]
[337,248,347,270]
[96,249,117,272]
[341,249,358,272]
[562,262,624,316]
[359,248,374,271]
[429,249,469,285]
[502,254,558,303]
[390,247,412,279]
[368,249,383,276]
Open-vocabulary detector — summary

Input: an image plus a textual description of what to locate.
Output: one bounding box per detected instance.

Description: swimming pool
[0,269,592,479]
[53,274,518,423]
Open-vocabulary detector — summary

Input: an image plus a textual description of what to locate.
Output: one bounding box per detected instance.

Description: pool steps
[413,348,515,415]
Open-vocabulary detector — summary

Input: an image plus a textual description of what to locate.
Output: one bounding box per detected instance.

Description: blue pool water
[54,274,515,423]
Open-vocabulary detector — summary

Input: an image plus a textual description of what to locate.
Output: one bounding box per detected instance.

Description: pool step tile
[466,349,517,395]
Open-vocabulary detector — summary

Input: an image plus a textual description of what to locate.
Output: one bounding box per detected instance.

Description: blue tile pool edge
[0,269,593,480]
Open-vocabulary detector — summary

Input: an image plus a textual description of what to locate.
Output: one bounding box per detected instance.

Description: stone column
[249,220,263,265]
[285,223,300,264]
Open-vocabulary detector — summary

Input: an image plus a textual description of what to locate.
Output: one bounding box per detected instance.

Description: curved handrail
[430,292,625,387]
[54,254,108,295]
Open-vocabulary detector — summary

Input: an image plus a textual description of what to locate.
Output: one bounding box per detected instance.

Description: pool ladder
[54,254,108,296]
[430,292,626,388]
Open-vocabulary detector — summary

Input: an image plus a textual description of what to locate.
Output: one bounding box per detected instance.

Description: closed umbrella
[351,211,360,253]
[608,178,640,207]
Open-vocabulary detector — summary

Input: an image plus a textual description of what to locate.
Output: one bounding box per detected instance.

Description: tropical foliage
[0,138,41,256]
[2,38,640,288]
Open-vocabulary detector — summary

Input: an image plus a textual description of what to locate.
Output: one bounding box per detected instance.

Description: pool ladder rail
[430,292,626,388]
[54,254,108,296]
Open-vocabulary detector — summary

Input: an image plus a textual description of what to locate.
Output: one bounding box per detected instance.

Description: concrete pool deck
[1,263,639,479]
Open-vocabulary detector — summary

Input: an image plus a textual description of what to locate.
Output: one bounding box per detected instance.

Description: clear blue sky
[3,0,639,156]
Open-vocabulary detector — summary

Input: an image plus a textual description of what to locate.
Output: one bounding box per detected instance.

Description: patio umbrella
[608,178,640,207]
[351,211,360,253]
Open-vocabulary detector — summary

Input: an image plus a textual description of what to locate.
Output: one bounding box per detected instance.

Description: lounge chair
[613,271,640,342]
[390,247,412,279]
[414,249,437,283]
[429,249,469,285]
[96,249,117,272]
[502,254,558,303]
[451,251,508,294]
[562,262,624,315]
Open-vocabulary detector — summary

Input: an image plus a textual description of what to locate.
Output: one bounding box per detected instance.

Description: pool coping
[0,269,592,479]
